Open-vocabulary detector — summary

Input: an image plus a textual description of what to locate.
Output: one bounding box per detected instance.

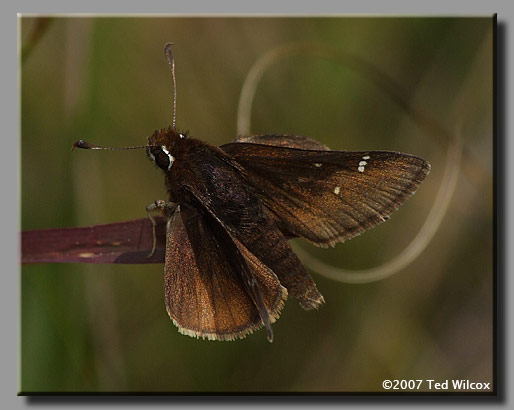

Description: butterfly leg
[146,200,177,258]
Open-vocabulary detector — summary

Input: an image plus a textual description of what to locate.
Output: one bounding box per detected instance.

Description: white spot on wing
[314,163,322,167]
[334,186,340,195]
[358,155,368,172]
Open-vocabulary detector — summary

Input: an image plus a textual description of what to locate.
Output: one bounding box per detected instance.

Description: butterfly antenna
[164,42,177,129]
[71,140,148,151]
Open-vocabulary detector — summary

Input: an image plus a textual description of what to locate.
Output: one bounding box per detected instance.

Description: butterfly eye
[147,146,174,171]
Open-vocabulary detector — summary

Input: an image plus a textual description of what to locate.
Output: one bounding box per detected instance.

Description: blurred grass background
[20,16,493,392]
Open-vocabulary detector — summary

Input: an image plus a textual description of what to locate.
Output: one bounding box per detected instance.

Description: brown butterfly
[73,44,430,342]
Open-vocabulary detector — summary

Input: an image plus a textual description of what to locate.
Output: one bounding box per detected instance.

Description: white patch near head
[179,133,186,139]
[161,145,175,171]
[314,163,322,167]
[362,155,370,160]
[334,186,341,195]
[147,150,156,162]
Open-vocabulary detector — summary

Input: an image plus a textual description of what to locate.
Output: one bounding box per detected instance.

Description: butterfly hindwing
[178,144,325,311]
[222,139,430,247]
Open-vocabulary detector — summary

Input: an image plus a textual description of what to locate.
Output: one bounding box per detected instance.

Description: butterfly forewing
[233,134,330,151]
[164,204,289,341]
[222,141,430,247]
[164,206,260,340]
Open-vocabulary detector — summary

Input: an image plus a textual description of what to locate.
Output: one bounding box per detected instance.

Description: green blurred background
[20,16,493,393]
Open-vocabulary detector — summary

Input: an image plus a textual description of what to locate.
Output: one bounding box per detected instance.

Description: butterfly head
[146,127,188,172]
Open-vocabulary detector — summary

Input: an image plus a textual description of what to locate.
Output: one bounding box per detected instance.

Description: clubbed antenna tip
[71,140,98,151]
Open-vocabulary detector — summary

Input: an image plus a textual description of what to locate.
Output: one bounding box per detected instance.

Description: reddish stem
[21,217,167,265]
